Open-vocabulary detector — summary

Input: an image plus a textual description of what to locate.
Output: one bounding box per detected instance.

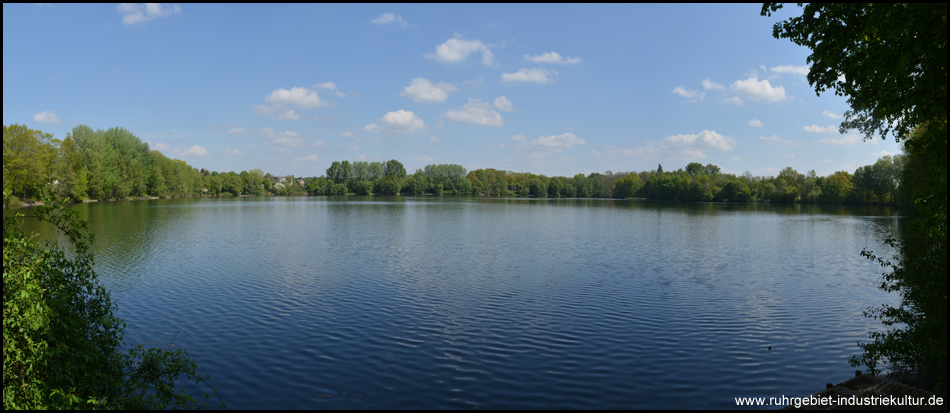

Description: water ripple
[8,198,904,409]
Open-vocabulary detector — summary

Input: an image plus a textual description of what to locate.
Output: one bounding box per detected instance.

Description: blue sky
[3,4,901,178]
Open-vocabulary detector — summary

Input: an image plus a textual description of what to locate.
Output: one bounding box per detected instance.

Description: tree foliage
[763,3,947,142]
[765,3,947,395]
[3,190,224,409]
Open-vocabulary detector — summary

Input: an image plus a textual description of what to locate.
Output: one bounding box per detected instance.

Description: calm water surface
[13,197,903,409]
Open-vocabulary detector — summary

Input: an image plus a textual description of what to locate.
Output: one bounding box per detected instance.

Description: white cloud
[803,124,837,133]
[723,96,746,106]
[664,130,735,151]
[313,81,346,97]
[225,127,247,134]
[493,96,515,112]
[152,142,170,151]
[443,99,504,126]
[429,136,441,143]
[115,3,181,25]
[519,133,586,158]
[33,110,62,123]
[414,155,435,162]
[770,65,809,76]
[759,134,804,147]
[524,51,581,64]
[510,134,526,142]
[782,153,796,159]
[299,154,321,162]
[258,128,305,150]
[823,110,842,119]
[372,12,409,28]
[730,77,787,102]
[531,133,585,149]
[264,87,328,108]
[501,68,556,84]
[273,110,301,120]
[425,37,495,66]
[256,85,335,118]
[673,86,703,101]
[401,78,457,102]
[702,79,726,90]
[312,140,326,148]
[819,134,863,146]
[730,156,741,161]
[339,131,355,138]
[222,148,243,157]
[176,145,210,158]
[363,110,428,135]
[749,118,763,127]
[597,130,736,161]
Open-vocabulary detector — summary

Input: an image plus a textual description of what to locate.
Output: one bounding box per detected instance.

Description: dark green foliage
[763,3,946,143]
[765,3,946,395]
[377,176,402,195]
[383,159,406,179]
[354,179,374,196]
[3,190,224,409]
[850,123,947,396]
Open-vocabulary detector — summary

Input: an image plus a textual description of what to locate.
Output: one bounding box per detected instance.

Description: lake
[10,197,903,409]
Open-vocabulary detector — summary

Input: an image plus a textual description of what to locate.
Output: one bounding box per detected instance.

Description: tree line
[4,123,911,206]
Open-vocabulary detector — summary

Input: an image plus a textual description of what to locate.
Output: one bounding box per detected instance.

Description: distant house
[297,179,306,187]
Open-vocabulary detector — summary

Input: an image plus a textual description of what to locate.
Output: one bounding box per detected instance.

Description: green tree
[763,4,947,143]
[765,3,947,394]
[354,179,374,196]
[3,191,224,409]
[383,159,406,179]
[612,173,642,199]
[3,124,58,202]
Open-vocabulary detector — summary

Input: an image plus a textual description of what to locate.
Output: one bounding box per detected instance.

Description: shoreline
[781,371,943,410]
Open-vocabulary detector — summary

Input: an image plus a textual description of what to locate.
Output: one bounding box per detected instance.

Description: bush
[3,190,225,409]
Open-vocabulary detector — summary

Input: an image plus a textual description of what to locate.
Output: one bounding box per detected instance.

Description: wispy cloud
[255,85,335,119]
[759,134,804,147]
[819,134,864,146]
[770,65,808,76]
[501,68,556,84]
[593,130,736,161]
[802,124,837,133]
[174,145,210,158]
[33,110,62,123]
[822,110,842,119]
[443,98,504,126]
[524,51,581,64]
[401,78,457,103]
[115,3,181,26]
[492,96,515,112]
[372,12,410,28]
[425,36,495,66]
[519,133,586,158]
[673,86,703,102]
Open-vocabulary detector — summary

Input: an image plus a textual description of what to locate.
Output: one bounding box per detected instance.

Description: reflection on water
[7,197,903,409]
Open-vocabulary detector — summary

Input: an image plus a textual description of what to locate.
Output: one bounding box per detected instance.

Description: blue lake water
[12,197,904,409]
